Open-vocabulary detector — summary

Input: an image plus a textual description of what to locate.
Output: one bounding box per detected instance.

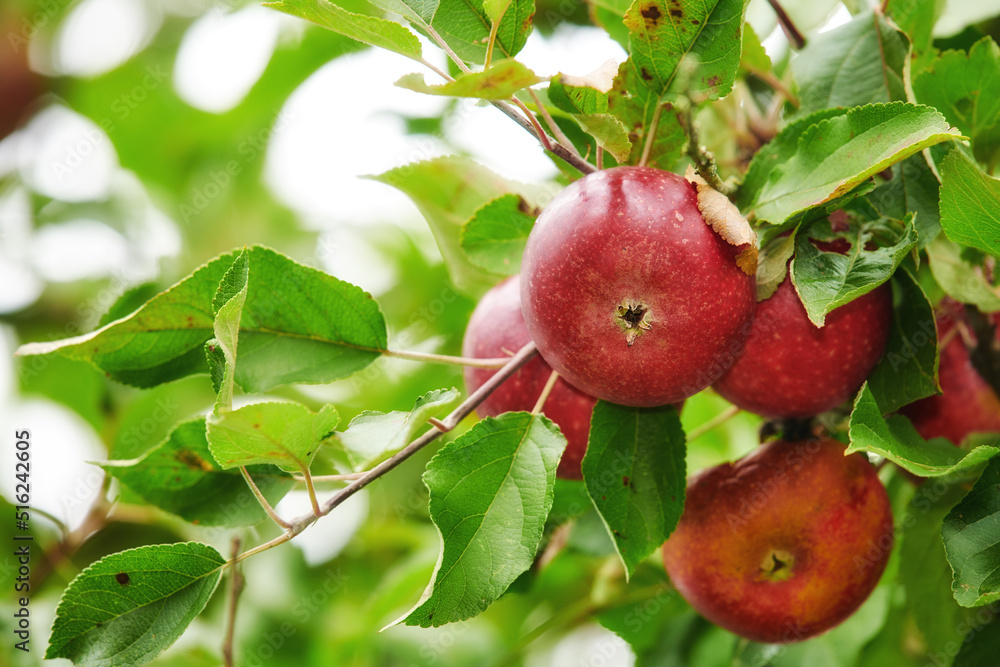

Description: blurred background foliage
[1,0,998,665]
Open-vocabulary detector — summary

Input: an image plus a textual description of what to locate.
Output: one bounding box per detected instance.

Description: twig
[300,466,322,517]
[512,98,554,151]
[766,0,805,49]
[294,472,365,483]
[528,88,585,162]
[742,65,800,108]
[490,100,597,174]
[384,348,511,368]
[532,370,560,414]
[419,57,453,83]
[596,146,604,170]
[234,342,540,564]
[686,405,741,441]
[684,105,736,196]
[240,467,291,530]
[222,537,244,667]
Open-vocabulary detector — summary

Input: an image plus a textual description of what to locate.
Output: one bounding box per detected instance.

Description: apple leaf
[755,228,797,301]
[589,0,631,48]
[574,114,633,164]
[371,156,542,297]
[791,213,918,327]
[741,103,962,226]
[866,269,941,414]
[396,412,565,627]
[338,387,459,470]
[942,457,1000,608]
[460,194,538,276]
[207,401,339,473]
[606,62,686,169]
[913,38,1000,168]
[847,384,1000,477]
[792,11,909,115]
[867,154,942,246]
[548,70,613,115]
[953,616,1000,665]
[263,0,423,61]
[102,418,294,527]
[45,543,226,666]
[897,479,977,660]
[885,0,942,70]
[926,236,1000,312]
[210,249,248,412]
[740,23,772,76]
[939,149,1000,257]
[622,0,746,101]
[582,401,686,580]
[15,246,389,392]
[396,60,543,100]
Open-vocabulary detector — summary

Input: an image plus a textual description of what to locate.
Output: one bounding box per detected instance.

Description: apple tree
[3,0,1000,665]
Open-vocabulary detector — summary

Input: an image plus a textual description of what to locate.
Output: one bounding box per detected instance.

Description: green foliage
[104,418,294,527]
[865,269,940,413]
[398,412,566,627]
[939,149,1000,257]
[582,401,686,578]
[460,194,538,275]
[46,543,226,666]
[942,457,1000,607]
[848,384,1000,476]
[396,60,543,99]
[339,387,459,469]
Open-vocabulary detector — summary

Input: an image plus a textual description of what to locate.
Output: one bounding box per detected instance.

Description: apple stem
[532,369,561,415]
[684,105,736,197]
[686,405,741,441]
[233,342,540,565]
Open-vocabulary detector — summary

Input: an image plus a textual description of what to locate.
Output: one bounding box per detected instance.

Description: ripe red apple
[662,438,893,644]
[520,166,756,407]
[899,305,1000,445]
[463,276,597,479]
[712,273,892,418]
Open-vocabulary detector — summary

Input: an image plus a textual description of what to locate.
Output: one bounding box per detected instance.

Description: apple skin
[662,438,893,644]
[463,276,598,479]
[520,166,756,407]
[712,273,892,418]
[899,307,1000,445]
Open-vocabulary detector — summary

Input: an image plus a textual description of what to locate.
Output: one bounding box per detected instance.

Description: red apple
[463,276,597,479]
[662,438,893,644]
[900,305,1000,445]
[712,273,891,418]
[520,166,756,407]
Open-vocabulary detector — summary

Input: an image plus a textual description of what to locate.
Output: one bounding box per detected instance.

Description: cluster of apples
[462,166,999,643]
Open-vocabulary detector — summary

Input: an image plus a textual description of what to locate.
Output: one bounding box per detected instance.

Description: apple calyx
[759,549,795,583]
[614,298,653,345]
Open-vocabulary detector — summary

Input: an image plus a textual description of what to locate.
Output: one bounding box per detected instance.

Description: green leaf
[742,103,962,225]
[792,11,909,116]
[791,213,918,326]
[953,616,1000,666]
[103,418,294,527]
[740,23,771,75]
[211,250,249,412]
[16,246,389,392]
[582,401,686,579]
[755,228,797,301]
[942,457,1000,607]
[371,0,439,24]
[606,62,685,169]
[370,156,534,297]
[885,0,943,69]
[45,543,226,666]
[866,269,941,413]
[939,149,1000,257]
[575,114,633,164]
[847,383,1000,477]
[867,154,942,246]
[264,0,423,60]
[588,0,631,48]
[397,412,566,627]
[913,38,1000,167]
[404,0,534,63]
[548,73,610,115]
[927,236,1000,312]
[396,60,542,100]
[339,387,459,470]
[623,0,747,101]
[207,401,339,473]
[483,0,512,23]
[460,194,537,275]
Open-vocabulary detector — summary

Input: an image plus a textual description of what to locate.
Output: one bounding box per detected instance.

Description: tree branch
[766,0,805,49]
[222,537,244,667]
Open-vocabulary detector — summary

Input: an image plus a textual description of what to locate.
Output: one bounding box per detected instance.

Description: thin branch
[766,0,806,49]
[300,466,322,517]
[294,472,365,483]
[384,348,511,368]
[491,100,597,174]
[484,20,500,70]
[684,105,736,196]
[419,57,453,83]
[512,98,554,151]
[222,537,244,667]
[686,405,741,441]
[743,65,800,108]
[421,20,471,74]
[528,88,584,162]
[232,342,540,565]
[596,146,604,170]
[240,467,291,530]
[532,369,560,415]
